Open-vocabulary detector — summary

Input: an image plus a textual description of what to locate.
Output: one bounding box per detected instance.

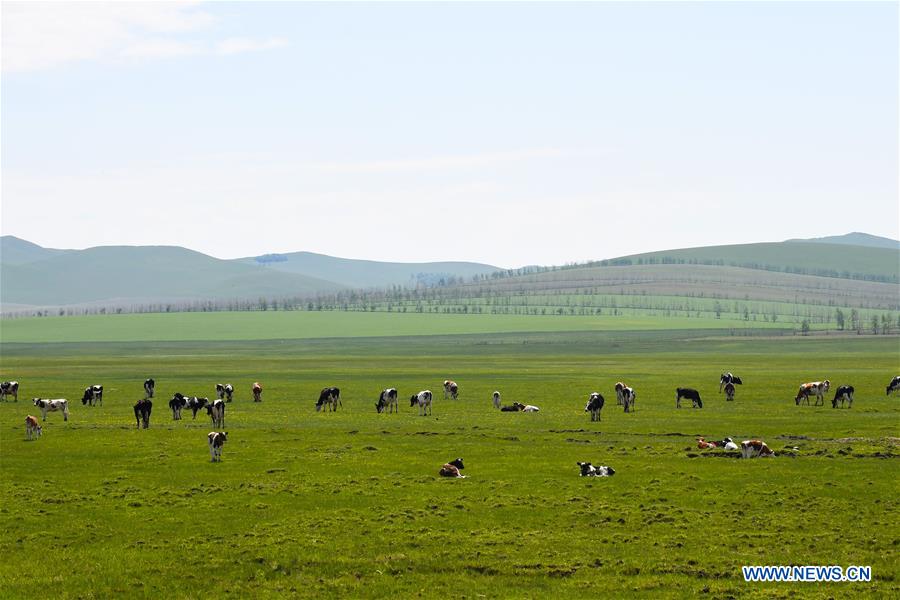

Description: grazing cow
[577,462,615,477]
[796,380,830,406]
[25,415,42,440]
[410,390,433,416]
[614,382,627,406]
[439,458,466,478]
[208,431,228,462]
[177,396,209,419]
[215,383,234,402]
[143,378,155,399]
[676,387,703,408]
[886,376,900,396]
[723,382,736,402]
[316,387,342,412]
[492,391,501,409]
[376,388,399,413]
[719,372,743,392]
[500,403,522,412]
[252,382,262,402]
[741,439,775,458]
[443,380,459,400]
[832,385,855,409]
[81,385,103,406]
[697,436,736,450]
[620,385,636,413]
[133,398,152,429]
[207,399,226,428]
[169,393,187,420]
[1,381,19,402]
[585,392,604,421]
[32,398,69,421]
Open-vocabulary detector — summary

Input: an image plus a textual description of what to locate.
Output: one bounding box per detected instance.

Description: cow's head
[449,458,464,470]
[32,398,43,407]
[823,380,830,391]
[604,466,616,476]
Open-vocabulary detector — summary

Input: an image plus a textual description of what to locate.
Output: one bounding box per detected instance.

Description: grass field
[1,320,898,598]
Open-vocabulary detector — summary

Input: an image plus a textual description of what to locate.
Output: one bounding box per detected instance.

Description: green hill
[0,235,71,265]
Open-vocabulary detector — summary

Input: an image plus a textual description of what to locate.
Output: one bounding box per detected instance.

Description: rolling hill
[0,235,71,265]
[786,231,900,250]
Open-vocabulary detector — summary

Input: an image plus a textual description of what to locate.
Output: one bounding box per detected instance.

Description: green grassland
[1,324,898,598]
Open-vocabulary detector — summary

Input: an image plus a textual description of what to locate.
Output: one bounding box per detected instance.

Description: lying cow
[25,415,42,440]
[697,436,737,450]
[577,462,615,477]
[410,390,433,416]
[886,376,900,396]
[492,391,501,409]
[723,382,736,402]
[741,439,775,458]
[719,372,743,392]
[215,383,234,402]
[676,387,703,408]
[208,431,228,462]
[439,458,466,478]
[1,380,19,402]
[832,385,854,409]
[252,382,263,402]
[522,404,540,412]
[500,403,522,412]
[796,380,829,406]
[33,398,69,421]
[316,387,341,412]
[376,388,398,413]
[207,399,226,428]
[144,378,155,399]
[585,392,604,421]
[134,398,152,429]
[82,385,103,406]
[443,380,459,400]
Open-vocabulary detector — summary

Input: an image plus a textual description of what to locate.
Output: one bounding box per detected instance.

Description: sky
[1,1,897,268]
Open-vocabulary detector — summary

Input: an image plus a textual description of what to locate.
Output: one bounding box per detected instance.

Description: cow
[410,390,433,416]
[500,403,522,412]
[187,396,209,419]
[169,393,187,420]
[719,372,743,393]
[33,398,69,421]
[832,385,855,409]
[81,385,103,406]
[577,462,615,477]
[439,458,466,478]
[522,404,540,412]
[252,382,263,402]
[208,431,228,462]
[25,415,42,440]
[620,385,636,413]
[316,387,341,412]
[697,437,736,450]
[143,378,155,399]
[741,439,775,458]
[134,398,152,429]
[796,380,830,406]
[886,376,900,396]
[376,388,399,413]
[723,382,736,402]
[492,391,501,409]
[585,392,604,421]
[206,399,226,428]
[1,381,19,402]
[676,388,702,408]
[443,380,459,400]
[215,383,234,402]
[614,382,627,406]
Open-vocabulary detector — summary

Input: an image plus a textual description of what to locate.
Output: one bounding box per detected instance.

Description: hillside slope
[0,235,71,265]
[786,232,900,249]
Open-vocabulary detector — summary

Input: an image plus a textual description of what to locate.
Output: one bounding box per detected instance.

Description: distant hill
[785,232,900,250]
[235,251,500,288]
[0,235,71,265]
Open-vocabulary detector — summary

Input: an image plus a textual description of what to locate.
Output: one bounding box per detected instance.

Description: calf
[723,382,736,402]
[206,399,226,428]
[33,398,69,421]
[25,415,42,440]
[676,387,702,408]
[886,376,900,396]
[439,458,466,478]
[719,372,743,392]
[316,387,341,412]
[252,382,263,402]
[492,391,501,409]
[376,388,399,413]
[134,398,152,429]
[577,462,615,477]
[1,380,19,402]
[82,385,103,406]
[697,436,736,450]
[620,385,636,413]
[832,385,855,409]
[215,383,234,402]
[143,378,155,399]
[410,390,433,416]
[585,392,604,421]
[796,380,830,406]
[169,393,187,420]
[443,380,459,400]
[741,439,775,458]
[208,431,228,462]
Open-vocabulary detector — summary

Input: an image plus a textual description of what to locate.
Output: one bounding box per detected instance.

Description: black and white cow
[410,390,433,416]
[443,380,459,400]
[33,398,69,421]
[144,378,155,399]
[134,398,152,429]
[832,385,855,409]
[676,387,703,408]
[252,382,263,402]
[207,399,226,428]
[500,403,522,412]
[492,391,501,409]
[439,458,466,478]
[169,393,187,420]
[376,388,399,413]
[215,383,234,402]
[577,462,615,477]
[81,385,103,406]
[1,381,19,402]
[723,382,736,402]
[186,396,209,419]
[585,392,604,421]
[208,431,228,462]
[886,376,900,396]
[614,382,627,406]
[620,385,636,413]
[316,387,341,412]
[719,372,743,393]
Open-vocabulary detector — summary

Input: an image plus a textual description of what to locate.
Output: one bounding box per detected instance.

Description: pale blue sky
[2,1,897,267]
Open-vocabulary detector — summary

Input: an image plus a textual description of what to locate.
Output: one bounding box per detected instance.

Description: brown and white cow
[741,439,775,458]
[796,380,830,406]
[33,398,69,421]
[443,380,459,400]
[252,382,263,402]
[439,458,466,478]
[208,431,228,462]
[25,415,42,440]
